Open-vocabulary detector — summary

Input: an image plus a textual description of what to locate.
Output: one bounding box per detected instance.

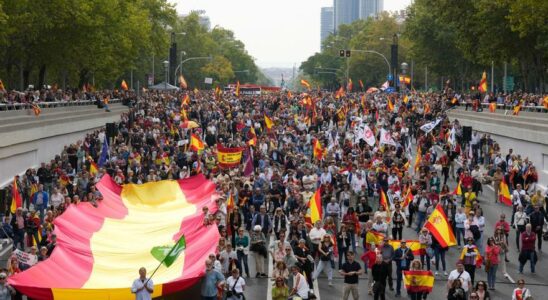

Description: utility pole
[410,60,414,90]
[130,69,133,91]
[152,52,155,85]
[425,66,428,91]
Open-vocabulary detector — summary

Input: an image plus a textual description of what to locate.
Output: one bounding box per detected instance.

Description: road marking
[266,235,273,299]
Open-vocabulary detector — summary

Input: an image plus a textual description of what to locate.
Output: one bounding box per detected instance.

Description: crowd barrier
[0,99,121,111]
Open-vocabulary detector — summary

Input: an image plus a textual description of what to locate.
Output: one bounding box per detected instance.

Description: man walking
[339,251,363,300]
[393,241,414,297]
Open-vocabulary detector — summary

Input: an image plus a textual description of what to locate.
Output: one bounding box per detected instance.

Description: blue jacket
[32,191,49,207]
[394,247,415,270]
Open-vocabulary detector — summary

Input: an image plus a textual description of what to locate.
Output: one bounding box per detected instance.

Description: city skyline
[175,0,411,68]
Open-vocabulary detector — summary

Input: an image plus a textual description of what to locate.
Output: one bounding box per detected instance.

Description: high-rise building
[334,0,359,33]
[320,7,334,49]
[359,0,384,19]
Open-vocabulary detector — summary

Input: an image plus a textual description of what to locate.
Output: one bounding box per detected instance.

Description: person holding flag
[131,267,154,300]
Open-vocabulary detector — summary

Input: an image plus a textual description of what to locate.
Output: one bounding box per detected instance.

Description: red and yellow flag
[380,189,389,211]
[423,204,457,247]
[414,148,422,172]
[359,79,364,91]
[388,240,426,256]
[31,103,42,117]
[178,75,187,89]
[10,178,23,214]
[300,79,311,90]
[403,270,434,293]
[459,246,483,267]
[235,81,240,97]
[402,186,413,208]
[189,134,205,152]
[453,180,463,196]
[247,127,257,146]
[182,94,190,106]
[543,96,548,110]
[335,86,345,99]
[513,101,522,115]
[499,178,512,206]
[365,230,385,246]
[312,139,324,160]
[347,78,353,92]
[0,79,5,91]
[264,113,274,130]
[387,98,394,112]
[89,160,99,177]
[121,80,129,91]
[226,192,235,211]
[217,145,244,168]
[478,71,487,93]
[305,187,322,226]
[403,95,409,104]
[489,102,496,113]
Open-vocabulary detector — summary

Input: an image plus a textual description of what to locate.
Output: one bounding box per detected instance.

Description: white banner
[13,249,37,266]
[420,118,442,133]
[380,128,397,147]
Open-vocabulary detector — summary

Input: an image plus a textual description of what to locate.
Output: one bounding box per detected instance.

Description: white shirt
[309,227,326,245]
[131,278,153,300]
[226,275,246,293]
[293,272,310,299]
[326,202,341,217]
[351,176,366,193]
[448,269,471,292]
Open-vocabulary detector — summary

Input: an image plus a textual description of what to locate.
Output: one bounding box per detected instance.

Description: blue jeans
[396,267,408,294]
[35,204,45,223]
[349,231,356,253]
[415,211,426,232]
[434,247,446,271]
[487,264,498,288]
[237,251,249,276]
[456,227,465,246]
[519,250,536,273]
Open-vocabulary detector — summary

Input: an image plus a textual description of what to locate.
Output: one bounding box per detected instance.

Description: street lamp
[173,56,213,84]
[348,49,391,79]
[163,60,169,89]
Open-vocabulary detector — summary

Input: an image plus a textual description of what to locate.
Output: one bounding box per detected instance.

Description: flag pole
[144,235,185,286]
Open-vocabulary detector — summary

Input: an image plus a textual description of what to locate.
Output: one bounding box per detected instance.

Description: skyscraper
[334,0,359,33]
[359,0,384,19]
[320,7,334,49]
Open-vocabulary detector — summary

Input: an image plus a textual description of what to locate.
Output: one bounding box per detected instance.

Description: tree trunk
[78,69,89,89]
[38,65,46,89]
[23,69,31,90]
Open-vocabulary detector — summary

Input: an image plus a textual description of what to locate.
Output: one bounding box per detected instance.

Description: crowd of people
[0,86,546,300]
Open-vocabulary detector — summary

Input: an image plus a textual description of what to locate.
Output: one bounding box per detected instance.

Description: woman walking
[484,238,500,290]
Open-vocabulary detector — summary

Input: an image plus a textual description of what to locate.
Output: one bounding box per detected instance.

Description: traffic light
[346,50,351,57]
[339,49,345,57]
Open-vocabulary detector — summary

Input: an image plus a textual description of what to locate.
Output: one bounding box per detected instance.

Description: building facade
[320,7,334,49]
[334,0,359,33]
[359,0,384,19]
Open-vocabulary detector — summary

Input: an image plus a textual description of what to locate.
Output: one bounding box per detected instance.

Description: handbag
[226,276,240,298]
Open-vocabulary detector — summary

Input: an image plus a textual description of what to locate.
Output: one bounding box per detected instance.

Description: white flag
[420,118,442,133]
[380,128,397,147]
[362,125,376,146]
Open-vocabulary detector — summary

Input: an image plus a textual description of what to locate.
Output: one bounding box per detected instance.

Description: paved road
[242,151,548,300]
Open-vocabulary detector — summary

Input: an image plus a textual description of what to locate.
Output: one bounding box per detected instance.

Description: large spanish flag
[216,145,244,168]
[402,186,413,208]
[499,178,512,206]
[189,134,205,152]
[414,148,422,172]
[305,188,322,225]
[235,81,240,97]
[10,177,23,214]
[423,204,456,247]
[264,113,274,130]
[379,189,389,211]
[403,270,434,293]
[121,80,129,91]
[8,175,219,300]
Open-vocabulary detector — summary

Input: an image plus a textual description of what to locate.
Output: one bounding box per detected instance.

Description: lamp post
[173,56,213,84]
[400,62,408,92]
[391,34,399,88]
[163,60,169,90]
[349,49,391,79]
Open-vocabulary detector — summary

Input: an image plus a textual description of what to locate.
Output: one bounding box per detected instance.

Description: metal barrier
[0,98,121,111]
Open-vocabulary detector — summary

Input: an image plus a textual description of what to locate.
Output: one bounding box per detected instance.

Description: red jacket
[521,231,536,251]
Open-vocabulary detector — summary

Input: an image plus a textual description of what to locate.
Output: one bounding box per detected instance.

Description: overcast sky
[174,0,411,68]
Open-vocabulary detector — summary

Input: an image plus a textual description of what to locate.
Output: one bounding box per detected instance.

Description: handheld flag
[247,127,257,146]
[178,75,187,89]
[150,235,186,268]
[365,230,385,245]
[217,145,244,168]
[264,113,274,130]
[414,148,422,172]
[88,157,99,177]
[453,180,463,196]
[347,78,353,92]
[189,134,205,152]
[235,81,240,97]
[10,178,23,214]
[419,118,442,133]
[379,189,389,210]
[300,79,311,90]
[403,270,434,293]
[543,96,548,110]
[459,246,483,267]
[478,71,487,93]
[402,187,413,208]
[0,79,5,91]
[358,79,364,91]
[423,204,457,247]
[387,98,394,112]
[513,101,522,115]
[31,103,41,116]
[312,139,325,160]
[305,188,322,225]
[121,80,129,91]
[226,193,235,211]
[499,178,512,206]
[335,86,345,99]
[388,240,426,256]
